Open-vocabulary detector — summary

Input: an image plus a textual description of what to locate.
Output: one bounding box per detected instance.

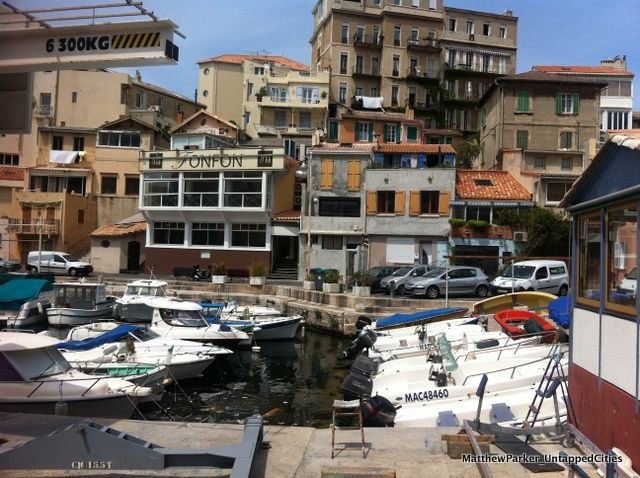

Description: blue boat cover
[375,307,469,330]
[548,296,571,328]
[56,324,142,350]
[0,279,53,311]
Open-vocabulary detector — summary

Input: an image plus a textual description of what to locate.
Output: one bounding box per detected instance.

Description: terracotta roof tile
[456,170,531,201]
[273,209,301,221]
[91,221,146,238]
[311,143,375,152]
[377,144,456,154]
[0,166,24,182]
[533,65,634,77]
[198,54,309,72]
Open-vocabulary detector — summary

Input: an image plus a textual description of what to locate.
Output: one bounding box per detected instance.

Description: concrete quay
[101,275,477,336]
[0,412,584,478]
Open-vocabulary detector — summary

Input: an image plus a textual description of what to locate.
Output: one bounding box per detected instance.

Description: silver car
[404,266,490,299]
[379,265,430,295]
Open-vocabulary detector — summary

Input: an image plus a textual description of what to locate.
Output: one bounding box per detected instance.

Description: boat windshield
[129,328,162,342]
[159,308,208,327]
[4,346,72,380]
[437,334,459,372]
[125,285,166,297]
[501,265,536,279]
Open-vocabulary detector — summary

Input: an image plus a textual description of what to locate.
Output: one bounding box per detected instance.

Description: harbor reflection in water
[144,328,351,427]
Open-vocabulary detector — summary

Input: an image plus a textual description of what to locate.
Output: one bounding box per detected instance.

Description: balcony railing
[406,67,439,80]
[352,65,381,78]
[406,38,440,50]
[445,63,506,75]
[33,105,53,117]
[8,218,60,234]
[353,33,384,49]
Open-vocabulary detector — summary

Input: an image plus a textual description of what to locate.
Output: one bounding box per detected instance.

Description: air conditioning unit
[513,231,528,242]
[294,196,302,207]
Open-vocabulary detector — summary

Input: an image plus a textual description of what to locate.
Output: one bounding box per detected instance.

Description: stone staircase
[268,263,298,281]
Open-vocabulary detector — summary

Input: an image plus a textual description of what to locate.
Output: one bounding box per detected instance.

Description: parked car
[380,265,430,295]
[27,251,93,276]
[0,258,20,272]
[366,266,401,292]
[404,266,491,299]
[618,266,637,298]
[490,260,569,295]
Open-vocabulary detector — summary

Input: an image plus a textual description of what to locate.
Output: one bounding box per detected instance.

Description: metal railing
[8,218,60,234]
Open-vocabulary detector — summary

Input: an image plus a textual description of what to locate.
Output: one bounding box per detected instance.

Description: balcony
[256,125,316,136]
[442,92,481,105]
[412,101,439,113]
[259,94,328,109]
[406,38,441,52]
[405,67,439,84]
[8,218,60,235]
[352,65,381,79]
[444,63,507,78]
[353,33,384,50]
[33,105,54,118]
[382,3,442,20]
[450,224,514,240]
[441,29,517,49]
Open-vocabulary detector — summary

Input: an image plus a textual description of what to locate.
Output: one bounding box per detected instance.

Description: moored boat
[0,279,54,328]
[494,309,557,342]
[113,279,168,322]
[368,307,470,331]
[472,291,557,315]
[47,282,115,327]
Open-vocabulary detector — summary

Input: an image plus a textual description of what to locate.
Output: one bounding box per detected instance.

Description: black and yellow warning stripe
[111,32,160,49]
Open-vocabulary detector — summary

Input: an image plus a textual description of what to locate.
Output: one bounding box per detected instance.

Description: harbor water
[47,324,351,427]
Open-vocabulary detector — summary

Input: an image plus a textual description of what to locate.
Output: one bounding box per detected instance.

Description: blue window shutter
[400,154,411,168]
[374,153,384,165]
[417,154,427,168]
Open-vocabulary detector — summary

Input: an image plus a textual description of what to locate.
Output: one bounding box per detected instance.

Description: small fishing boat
[494,309,557,342]
[472,291,557,315]
[0,331,153,418]
[0,279,54,328]
[113,279,168,322]
[47,282,115,327]
[359,307,470,332]
[200,302,303,341]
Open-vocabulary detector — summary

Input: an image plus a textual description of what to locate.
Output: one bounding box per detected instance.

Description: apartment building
[533,55,634,134]
[301,142,456,280]
[310,0,517,142]
[138,146,297,275]
[478,70,606,208]
[197,54,330,143]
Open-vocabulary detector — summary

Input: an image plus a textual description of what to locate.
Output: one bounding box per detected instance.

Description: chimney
[601,55,627,70]
[502,9,513,16]
[135,70,142,82]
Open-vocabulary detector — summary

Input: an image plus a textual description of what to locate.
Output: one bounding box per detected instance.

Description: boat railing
[460,346,564,386]
[455,335,555,362]
[19,376,107,398]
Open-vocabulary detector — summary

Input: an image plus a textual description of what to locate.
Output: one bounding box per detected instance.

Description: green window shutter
[407,126,417,141]
[355,122,361,141]
[328,121,338,141]
[572,93,580,115]
[481,108,486,128]
[368,123,374,141]
[384,124,389,142]
[397,123,401,143]
[556,93,562,114]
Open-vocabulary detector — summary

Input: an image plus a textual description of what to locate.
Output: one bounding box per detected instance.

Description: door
[445,268,465,294]
[458,268,479,295]
[51,254,68,274]
[127,241,141,271]
[533,266,552,291]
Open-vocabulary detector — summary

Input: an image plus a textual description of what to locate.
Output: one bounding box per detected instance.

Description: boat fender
[436,371,448,387]
[55,401,68,416]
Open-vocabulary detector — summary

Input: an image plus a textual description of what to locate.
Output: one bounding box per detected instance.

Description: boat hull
[494,309,556,342]
[168,357,216,381]
[374,307,469,331]
[0,394,137,419]
[47,304,114,327]
[472,292,557,315]
[221,316,302,341]
[114,302,154,322]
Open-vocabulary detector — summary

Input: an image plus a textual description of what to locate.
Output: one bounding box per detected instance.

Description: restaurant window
[191,222,224,246]
[577,215,601,305]
[231,223,266,248]
[153,221,185,245]
[606,205,637,313]
[143,172,179,207]
[184,172,219,207]
[223,172,262,207]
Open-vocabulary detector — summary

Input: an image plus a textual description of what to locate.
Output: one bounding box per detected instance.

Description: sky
[17,0,640,108]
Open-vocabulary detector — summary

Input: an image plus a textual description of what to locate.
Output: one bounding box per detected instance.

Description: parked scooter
[192,265,211,281]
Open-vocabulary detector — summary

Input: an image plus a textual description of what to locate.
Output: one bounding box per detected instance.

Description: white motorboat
[113,279,168,322]
[222,299,282,318]
[393,382,567,428]
[0,331,154,418]
[0,278,54,328]
[342,341,567,407]
[47,282,115,327]
[59,323,229,380]
[200,302,303,340]
[145,297,251,348]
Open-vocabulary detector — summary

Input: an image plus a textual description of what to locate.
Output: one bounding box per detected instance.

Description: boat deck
[0,412,598,477]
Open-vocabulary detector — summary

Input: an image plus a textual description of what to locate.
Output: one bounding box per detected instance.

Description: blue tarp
[0,279,53,311]
[375,307,469,330]
[548,296,571,328]
[56,324,142,351]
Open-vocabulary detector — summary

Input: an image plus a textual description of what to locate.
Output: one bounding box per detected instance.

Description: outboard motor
[341,372,373,400]
[362,395,397,427]
[351,355,379,377]
[355,315,373,332]
[342,326,377,359]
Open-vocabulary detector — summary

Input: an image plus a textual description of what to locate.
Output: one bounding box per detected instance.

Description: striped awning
[448,46,511,57]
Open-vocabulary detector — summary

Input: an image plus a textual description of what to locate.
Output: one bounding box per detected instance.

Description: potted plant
[303,271,315,290]
[351,272,372,297]
[210,262,227,285]
[256,86,267,102]
[249,262,267,286]
[449,218,466,229]
[321,91,328,100]
[322,269,342,293]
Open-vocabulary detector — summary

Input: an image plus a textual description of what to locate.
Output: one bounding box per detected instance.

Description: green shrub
[449,218,466,228]
[212,262,226,275]
[350,272,372,287]
[249,262,267,277]
[304,272,315,281]
[323,269,342,284]
[466,219,490,230]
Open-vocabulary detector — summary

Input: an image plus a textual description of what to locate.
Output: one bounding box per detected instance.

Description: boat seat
[490,403,515,423]
[331,399,366,459]
[437,410,460,427]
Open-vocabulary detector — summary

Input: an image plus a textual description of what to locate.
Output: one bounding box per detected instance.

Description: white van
[618,266,637,298]
[27,251,93,276]
[491,260,569,295]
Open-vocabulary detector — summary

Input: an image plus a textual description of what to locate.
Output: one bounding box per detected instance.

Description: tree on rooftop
[453,138,481,169]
